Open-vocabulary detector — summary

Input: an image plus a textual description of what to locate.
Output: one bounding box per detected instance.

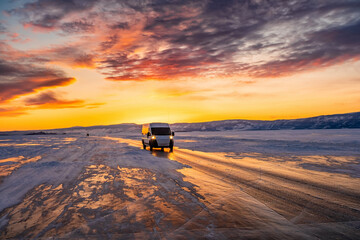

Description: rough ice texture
[0,135,185,213]
[0,129,359,238]
[174,129,360,155]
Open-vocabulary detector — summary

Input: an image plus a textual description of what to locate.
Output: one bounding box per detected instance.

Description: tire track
[106,137,360,224]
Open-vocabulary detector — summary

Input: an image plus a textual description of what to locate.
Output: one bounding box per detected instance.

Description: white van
[142,123,174,151]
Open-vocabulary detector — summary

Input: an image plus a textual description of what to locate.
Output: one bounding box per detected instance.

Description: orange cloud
[0,107,27,117]
[23,91,84,109]
[23,22,57,33]
[30,45,97,69]
[4,0,360,82]
[0,76,76,103]
[0,91,104,118]
[0,42,78,103]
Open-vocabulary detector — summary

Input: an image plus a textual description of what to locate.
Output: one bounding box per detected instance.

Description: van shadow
[149,148,174,159]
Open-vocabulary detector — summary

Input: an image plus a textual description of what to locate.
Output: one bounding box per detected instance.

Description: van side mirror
[147,132,150,137]
[172,131,175,136]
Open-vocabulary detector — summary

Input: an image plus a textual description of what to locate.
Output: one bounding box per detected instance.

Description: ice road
[0,130,360,239]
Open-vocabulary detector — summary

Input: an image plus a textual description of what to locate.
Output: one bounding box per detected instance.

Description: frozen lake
[0,129,359,239]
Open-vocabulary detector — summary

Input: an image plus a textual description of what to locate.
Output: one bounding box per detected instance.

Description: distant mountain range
[171,112,360,132]
[1,112,359,135]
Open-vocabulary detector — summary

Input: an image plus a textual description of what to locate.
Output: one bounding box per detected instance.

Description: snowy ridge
[172,112,360,131]
[1,112,359,135]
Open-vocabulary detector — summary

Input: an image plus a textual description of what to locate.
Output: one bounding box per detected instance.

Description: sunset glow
[1,0,359,131]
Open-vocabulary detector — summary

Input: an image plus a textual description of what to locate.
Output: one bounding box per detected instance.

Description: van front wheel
[142,140,146,149]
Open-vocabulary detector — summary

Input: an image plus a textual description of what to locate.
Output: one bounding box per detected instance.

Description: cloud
[309,20,360,47]
[60,19,94,33]
[5,0,360,81]
[9,0,98,32]
[0,62,75,103]
[85,103,106,109]
[0,22,7,33]
[99,0,360,80]
[0,22,30,43]
[0,43,77,103]
[99,47,221,81]
[0,107,27,117]
[100,34,119,51]
[0,91,103,117]
[110,22,130,30]
[247,20,360,78]
[30,45,96,68]
[22,91,105,111]
[0,40,103,117]
[23,91,84,108]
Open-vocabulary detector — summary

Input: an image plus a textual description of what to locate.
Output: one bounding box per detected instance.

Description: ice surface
[173,129,360,155]
[0,135,185,213]
[0,129,359,239]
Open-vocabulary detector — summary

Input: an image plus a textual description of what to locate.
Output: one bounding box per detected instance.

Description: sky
[0,0,359,131]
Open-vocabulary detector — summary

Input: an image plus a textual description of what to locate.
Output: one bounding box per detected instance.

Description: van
[142,123,174,151]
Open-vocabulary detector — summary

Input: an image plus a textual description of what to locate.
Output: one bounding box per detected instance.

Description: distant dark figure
[87,133,89,136]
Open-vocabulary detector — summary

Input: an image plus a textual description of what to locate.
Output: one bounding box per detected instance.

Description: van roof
[149,122,170,128]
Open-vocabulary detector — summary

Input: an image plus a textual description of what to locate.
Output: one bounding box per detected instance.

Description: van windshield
[151,127,171,135]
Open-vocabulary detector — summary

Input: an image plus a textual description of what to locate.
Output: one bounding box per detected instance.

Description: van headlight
[151,136,156,140]
[170,136,173,139]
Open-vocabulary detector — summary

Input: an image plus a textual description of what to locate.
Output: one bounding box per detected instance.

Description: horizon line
[1,111,358,133]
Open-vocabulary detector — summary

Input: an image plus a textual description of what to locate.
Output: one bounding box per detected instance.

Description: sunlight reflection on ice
[0,156,41,180]
[0,164,206,238]
[63,138,76,142]
[177,140,197,143]
[0,143,42,146]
